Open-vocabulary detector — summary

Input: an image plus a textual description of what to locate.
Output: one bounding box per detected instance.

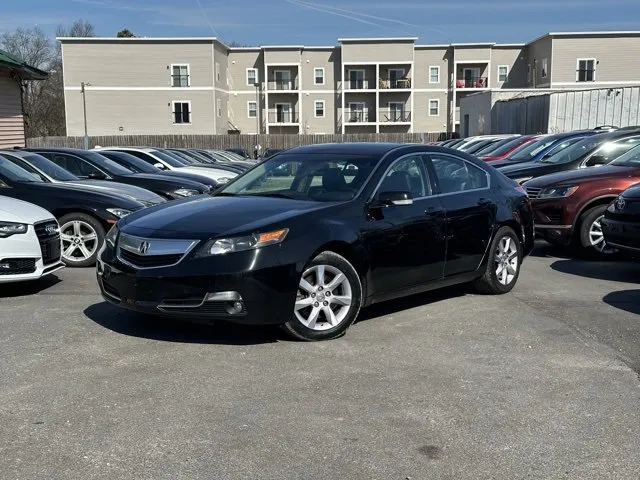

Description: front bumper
[601,217,640,255]
[0,226,64,283]
[531,199,575,245]
[96,244,299,325]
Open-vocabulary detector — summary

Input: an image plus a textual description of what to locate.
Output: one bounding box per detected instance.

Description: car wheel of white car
[59,213,105,268]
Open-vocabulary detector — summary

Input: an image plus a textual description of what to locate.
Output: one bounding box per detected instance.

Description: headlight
[538,186,579,199]
[513,176,533,184]
[217,177,232,184]
[194,228,289,257]
[173,188,200,197]
[106,208,132,218]
[0,221,28,238]
[105,225,119,247]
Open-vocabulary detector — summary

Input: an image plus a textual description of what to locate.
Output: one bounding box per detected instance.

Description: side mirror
[377,191,413,206]
[586,154,608,167]
[87,172,107,180]
[154,162,166,170]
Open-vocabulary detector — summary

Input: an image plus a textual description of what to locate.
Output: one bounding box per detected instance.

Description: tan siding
[341,41,414,63]
[227,51,263,92]
[228,94,261,133]
[214,42,228,90]
[551,36,640,85]
[413,91,449,132]
[453,46,491,62]
[300,49,339,91]
[62,41,215,88]
[65,90,215,135]
[414,48,450,89]
[301,92,336,133]
[490,46,527,88]
[0,73,25,148]
[264,50,302,64]
[216,92,229,134]
[526,37,553,87]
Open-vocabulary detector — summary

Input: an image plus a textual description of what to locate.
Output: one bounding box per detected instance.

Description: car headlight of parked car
[194,228,289,256]
[173,188,201,197]
[538,186,579,199]
[0,221,28,238]
[106,208,132,218]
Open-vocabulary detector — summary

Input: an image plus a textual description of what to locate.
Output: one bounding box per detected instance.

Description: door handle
[425,206,444,215]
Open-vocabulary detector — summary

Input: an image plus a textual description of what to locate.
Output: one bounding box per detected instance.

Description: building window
[314,68,325,85]
[217,98,222,117]
[171,64,190,87]
[172,101,191,124]
[577,58,596,82]
[248,101,257,118]
[527,64,532,82]
[541,58,548,79]
[215,62,220,82]
[429,99,439,116]
[429,66,440,84]
[247,68,258,86]
[314,100,325,118]
[498,65,509,82]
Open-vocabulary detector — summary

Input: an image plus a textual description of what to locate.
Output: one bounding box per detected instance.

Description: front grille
[547,213,562,224]
[525,187,542,199]
[0,258,37,275]
[119,249,184,268]
[158,301,247,317]
[34,220,61,265]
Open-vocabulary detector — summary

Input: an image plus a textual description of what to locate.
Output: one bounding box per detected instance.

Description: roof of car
[27,147,93,154]
[282,142,413,155]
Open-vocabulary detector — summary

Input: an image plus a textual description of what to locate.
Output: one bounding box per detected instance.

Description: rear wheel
[282,252,362,341]
[473,226,522,294]
[58,213,105,267]
[577,205,617,257]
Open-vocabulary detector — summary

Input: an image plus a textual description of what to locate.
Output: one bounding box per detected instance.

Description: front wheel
[473,226,522,294]
[58,213,105,267]
[282,251,363,341]
[578,205,617,257]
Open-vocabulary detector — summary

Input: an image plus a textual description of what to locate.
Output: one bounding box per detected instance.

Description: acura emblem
[138,241,151,254]
[616,197,626,210]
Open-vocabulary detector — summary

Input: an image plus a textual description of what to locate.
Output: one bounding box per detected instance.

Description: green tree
[116,29,136,38]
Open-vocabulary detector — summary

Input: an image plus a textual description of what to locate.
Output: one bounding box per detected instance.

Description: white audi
[0,196,64,283]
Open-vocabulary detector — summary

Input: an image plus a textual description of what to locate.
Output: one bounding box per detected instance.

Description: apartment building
[59,31,640,136]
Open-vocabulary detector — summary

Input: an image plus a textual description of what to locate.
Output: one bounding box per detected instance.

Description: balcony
[344,80,374,91]
[455,76,488,89]
[379,108,411,123]
[379,78,412,89]
[267,79,299,91]
[344,109,375,123]
[267,110,299,124]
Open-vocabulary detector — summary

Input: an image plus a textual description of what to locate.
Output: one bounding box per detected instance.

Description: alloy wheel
[60,220,99,263]
[494,236,519,286]
[588,215,615,254]
[294,264,353,331]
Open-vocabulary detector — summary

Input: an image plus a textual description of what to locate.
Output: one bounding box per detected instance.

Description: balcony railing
[267,80,299,91]
[455,76,488,88]
[344,110,374,123]
[344,80,373,90]
[379,78,412,89]
[379,109,411,123]
[267,111,299,124]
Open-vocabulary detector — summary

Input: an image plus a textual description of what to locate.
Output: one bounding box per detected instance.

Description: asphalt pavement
[1,242,639,479]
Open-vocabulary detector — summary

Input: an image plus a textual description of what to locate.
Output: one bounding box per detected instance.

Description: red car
[522,144,640,255]
[479,135,541,162]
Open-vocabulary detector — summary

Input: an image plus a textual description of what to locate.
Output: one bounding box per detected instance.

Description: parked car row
[0,146,257,274]
[435,126,640,256]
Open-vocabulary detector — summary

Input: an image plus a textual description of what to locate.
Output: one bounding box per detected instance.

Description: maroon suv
[523,145,640,255]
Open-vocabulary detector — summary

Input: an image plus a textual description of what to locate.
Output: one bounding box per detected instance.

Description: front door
[389,102,404,122]
[348,102,366,123]
[463,68,480,87]
[274,70,291,90]
[275,103,291,123]
[364,154,446,297]
[425,152,495,277]
[389,69,404,88]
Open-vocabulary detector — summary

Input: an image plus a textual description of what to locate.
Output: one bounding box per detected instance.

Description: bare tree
[56,20,95,39]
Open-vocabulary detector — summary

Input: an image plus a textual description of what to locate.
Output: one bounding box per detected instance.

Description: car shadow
[0,275,62,298]
[550,258,640,283]
[84,302,283,346]
[603,290,640,315]
[529,241,576,259]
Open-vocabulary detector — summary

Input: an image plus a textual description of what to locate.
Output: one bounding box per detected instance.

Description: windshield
[610,144,640,166]
[21,153,79,181]
[218,153,378,202]
[480,137,532,157]
[539,136,605,164]
[508,136,558,161]
[100,151,158,173]
[78,151,135,175]
[149,150,187,167]
[0,156,44,182]
[590,137,640,163]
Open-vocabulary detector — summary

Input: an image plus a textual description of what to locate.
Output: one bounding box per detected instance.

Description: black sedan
[602,183,640,255]
[0,156,152,267]
[26,147,211,200]
[97,143,534,341]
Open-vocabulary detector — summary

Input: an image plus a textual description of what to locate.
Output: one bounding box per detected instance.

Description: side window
[428,154,488,194]
[123,150,154,165]
[379,155,429,198]
[48,154,81,175]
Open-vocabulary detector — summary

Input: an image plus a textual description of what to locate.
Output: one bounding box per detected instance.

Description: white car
[0,197,64,283]
[95,147,237,184]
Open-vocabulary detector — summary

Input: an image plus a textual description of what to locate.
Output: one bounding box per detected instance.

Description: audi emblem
[138,241,151,254]
[45,225,59,235]
[616,197,626,210]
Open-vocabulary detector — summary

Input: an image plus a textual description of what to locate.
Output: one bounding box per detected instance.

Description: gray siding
[0,73,25,148]
[526,36,553,87]
[414,48,449,89]
[301,49,339,91]
[490,46,527,88]
[341,41,414,63]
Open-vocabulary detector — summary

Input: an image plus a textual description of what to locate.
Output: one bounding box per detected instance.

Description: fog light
[226,300,245,315]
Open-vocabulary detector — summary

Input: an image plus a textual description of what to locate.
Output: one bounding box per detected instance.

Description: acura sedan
[97,143,534,341]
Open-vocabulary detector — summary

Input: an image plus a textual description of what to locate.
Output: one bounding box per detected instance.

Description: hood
[180,166,238,182]
[524,165,640,188]
[119,195,329,239]
[0,196,55,224]
[18,182,146,209]
[621,183,640,199]
[157,171,220,188]
[127,173,208,191]
[66,180,166,205]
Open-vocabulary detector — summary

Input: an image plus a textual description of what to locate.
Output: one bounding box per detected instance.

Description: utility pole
[81,82,90,149]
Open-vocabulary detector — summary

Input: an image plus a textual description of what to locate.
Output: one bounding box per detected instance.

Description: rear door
[424,152,495,277]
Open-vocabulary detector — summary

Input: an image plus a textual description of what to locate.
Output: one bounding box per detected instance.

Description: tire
[577,205,617,257]
[282,251,363,341]
[473,226,522,295]
[58,213,105,268]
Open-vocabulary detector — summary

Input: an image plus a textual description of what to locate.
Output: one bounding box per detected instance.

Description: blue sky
[3,0,640,45]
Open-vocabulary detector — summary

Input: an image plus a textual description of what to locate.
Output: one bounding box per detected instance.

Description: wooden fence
[26,132,450,150]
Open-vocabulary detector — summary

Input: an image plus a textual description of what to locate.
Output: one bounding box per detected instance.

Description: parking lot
[1,242,638,479]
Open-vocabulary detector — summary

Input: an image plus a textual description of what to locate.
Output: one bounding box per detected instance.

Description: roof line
[338,37,418,42]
